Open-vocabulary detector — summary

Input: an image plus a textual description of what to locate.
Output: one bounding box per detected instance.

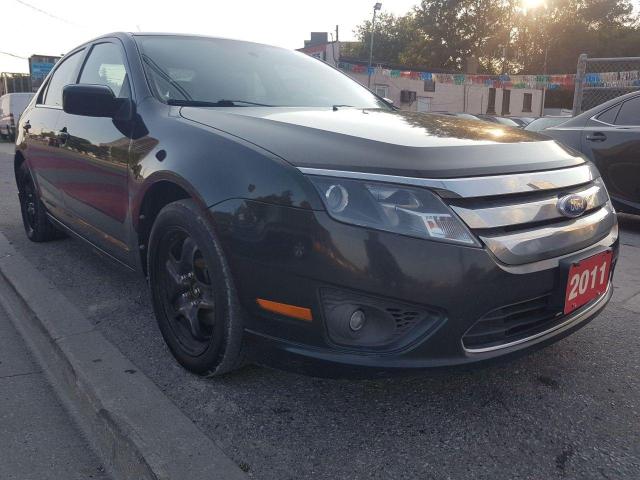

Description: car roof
[79,32,278,50]
[561,90,640,126]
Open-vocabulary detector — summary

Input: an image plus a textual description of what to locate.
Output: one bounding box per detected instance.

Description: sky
[1,0,639,73]
[0,0,418,73]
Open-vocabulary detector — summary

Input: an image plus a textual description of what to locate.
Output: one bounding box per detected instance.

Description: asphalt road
[1,141,639,480]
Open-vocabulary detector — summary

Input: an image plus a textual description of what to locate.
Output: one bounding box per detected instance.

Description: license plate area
[563,250,612,315]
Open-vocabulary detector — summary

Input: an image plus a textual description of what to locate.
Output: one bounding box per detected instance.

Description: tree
[342,13,422,65]
[407,0,509,71]
[347,0,640,74]
[511,0,639,73]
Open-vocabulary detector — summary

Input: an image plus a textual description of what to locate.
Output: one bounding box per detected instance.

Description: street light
[367,2,382,88]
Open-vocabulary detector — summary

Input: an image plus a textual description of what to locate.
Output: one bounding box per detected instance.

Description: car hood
[180,107,585,178]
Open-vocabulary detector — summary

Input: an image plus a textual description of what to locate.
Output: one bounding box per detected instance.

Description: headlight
[308,175,479,246]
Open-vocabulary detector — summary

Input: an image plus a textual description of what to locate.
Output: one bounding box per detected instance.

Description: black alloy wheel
[157,229,217,356]
[148,199,244,376]
[17,163,61,242]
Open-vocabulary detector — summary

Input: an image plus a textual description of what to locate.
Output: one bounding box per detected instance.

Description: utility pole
[502,2,512,74]
[540,42,549,117]
[367,3,382,88]
[572,54,588,116]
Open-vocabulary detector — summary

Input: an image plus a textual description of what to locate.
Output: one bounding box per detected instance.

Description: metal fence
[0,72,32,97]
[572,54,640,115]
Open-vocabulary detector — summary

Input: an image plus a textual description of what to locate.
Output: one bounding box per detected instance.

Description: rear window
[596,105,620,124]
[615,97,640,126]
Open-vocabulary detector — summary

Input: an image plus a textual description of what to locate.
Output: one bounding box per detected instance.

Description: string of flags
[584,71,640,88]
[337,62,640,90]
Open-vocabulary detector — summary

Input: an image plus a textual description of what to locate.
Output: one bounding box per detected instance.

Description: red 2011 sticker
[564,250,612,315]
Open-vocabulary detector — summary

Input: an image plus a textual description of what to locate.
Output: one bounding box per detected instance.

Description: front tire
[148,199,244,376]
[17,162,61,242]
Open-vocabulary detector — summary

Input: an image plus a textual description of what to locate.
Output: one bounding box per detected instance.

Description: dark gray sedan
[543,92,640,214]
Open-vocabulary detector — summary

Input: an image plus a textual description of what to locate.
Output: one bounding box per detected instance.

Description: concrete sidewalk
[0,301,110,480]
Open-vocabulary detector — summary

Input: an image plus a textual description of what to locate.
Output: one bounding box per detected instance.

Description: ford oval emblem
[557,194,588,218]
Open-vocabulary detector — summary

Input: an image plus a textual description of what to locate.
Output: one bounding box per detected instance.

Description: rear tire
[17,163,61,242]
[148,199,244,376]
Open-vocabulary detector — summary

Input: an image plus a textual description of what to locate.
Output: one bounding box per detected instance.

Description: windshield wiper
[167,99,277,107]
[332,104,355,111]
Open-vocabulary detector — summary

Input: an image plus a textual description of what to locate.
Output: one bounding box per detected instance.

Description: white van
[0,93,34,141]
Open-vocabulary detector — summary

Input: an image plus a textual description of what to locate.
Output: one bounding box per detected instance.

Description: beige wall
[345,70,543,117]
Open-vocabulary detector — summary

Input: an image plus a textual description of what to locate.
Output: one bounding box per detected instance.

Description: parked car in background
[510,117,536,127]
[525,116,571,132]
[0,93,34,141]
[451,113,483,121]
[542,91,640,215]
[14,33,618,377]
[478,115,521,128]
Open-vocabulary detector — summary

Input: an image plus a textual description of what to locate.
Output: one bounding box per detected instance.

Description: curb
[0,233,247,480]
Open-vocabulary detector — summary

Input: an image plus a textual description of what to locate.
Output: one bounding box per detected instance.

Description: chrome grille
[462,294,561,350]
[450,180,608,229]
[442,170,617,265]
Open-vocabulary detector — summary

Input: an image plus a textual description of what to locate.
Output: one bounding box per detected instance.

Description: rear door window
[43,50,84,107]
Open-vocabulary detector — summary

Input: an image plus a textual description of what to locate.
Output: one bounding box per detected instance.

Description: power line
[14,0,81,27]
[0,51,28,60]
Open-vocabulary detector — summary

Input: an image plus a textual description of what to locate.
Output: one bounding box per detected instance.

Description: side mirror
[63,84,120,117]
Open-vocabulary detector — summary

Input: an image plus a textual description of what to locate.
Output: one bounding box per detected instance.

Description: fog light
[349,310,366,331]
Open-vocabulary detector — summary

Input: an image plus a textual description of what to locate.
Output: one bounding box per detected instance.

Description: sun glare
[522,0,546,10]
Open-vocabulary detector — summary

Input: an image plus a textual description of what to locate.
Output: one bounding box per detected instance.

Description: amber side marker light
[256,298,313,322]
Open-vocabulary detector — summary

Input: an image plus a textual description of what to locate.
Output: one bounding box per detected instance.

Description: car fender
[129,104,324,235]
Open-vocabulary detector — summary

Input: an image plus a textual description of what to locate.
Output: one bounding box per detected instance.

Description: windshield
[135,35,389,109]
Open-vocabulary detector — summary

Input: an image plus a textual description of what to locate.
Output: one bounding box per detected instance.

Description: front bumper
[245,283,612,378]
[210,198,619,377]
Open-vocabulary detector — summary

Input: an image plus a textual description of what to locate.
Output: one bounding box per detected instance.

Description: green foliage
[344,13,423,64]
[349,0,640,73]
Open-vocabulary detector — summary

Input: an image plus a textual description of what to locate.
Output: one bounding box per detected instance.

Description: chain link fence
[572,54,640,115]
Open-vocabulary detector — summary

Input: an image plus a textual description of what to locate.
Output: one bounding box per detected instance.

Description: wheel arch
[135,174,207,274]
[14,149,26,190]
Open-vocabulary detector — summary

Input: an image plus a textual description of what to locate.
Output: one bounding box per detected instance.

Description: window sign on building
[28,54,60,92]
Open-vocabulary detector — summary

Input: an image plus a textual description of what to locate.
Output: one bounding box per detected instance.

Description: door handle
[586,132,607,142]
[23,120,31,132]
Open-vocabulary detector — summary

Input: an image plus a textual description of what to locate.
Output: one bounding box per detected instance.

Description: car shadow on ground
[618,213,640,231]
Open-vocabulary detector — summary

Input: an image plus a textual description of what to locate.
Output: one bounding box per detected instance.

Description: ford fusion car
[14,33,619,377]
